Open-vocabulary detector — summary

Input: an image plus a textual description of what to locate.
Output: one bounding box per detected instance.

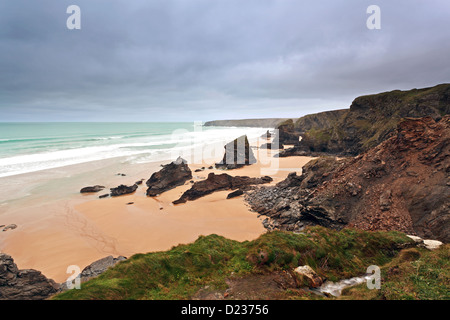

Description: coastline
[0,137,314,283]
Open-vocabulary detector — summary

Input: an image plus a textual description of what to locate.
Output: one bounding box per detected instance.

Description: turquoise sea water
[0,122,268,178]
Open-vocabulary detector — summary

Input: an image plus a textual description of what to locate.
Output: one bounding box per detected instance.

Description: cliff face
[279,84,450,155]
[294,109,348,133]
[203,118,293,128]
[248,116,450,242]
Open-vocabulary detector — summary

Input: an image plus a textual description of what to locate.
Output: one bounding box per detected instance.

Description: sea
[0,122,269,178]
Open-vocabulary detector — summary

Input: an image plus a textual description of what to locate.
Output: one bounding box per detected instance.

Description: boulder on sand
[227,189,244,199]
[215,135,256,170]
[146,157,192,197]
[110,184,138,197]
[80,185,105,193]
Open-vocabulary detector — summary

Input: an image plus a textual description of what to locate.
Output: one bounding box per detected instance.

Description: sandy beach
[0,140,313,283]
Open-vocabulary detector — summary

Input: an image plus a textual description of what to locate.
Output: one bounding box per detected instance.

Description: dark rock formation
[99,194,109,199]
[110,184,138,197]
[273,119,300,146]
[80,185,105,193]
[173,173,272,204]
[146,157,192,196]
[227,189,244,199]
[215,135,257,170]
[247,116,450,242]
[0,253,59,300]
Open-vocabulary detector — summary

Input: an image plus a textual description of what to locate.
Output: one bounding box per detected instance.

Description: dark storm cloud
[1,0,449,121]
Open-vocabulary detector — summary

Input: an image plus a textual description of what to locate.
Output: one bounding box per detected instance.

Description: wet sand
[0,142,313,283]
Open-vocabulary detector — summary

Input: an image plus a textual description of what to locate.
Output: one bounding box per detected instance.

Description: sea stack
[215,135,256,170]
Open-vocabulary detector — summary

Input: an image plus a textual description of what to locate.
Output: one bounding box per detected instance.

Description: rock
[406,235,424,245]
[173,173,272,204]
[110,184,138,197]
[2,224,17,232]
[260,142,280,150]
[379,189,392,211]
[407,235,443,250]
[79,256,126,282]
[261,130,272,139]
[345,182,361,196]
[215,135,257,170]
[99,194,109,199]
[293,265,323,288]
[126,202,134,205]
[423,239,444,250]
[80,185,105,193]
[227,190,244,199]
[208,166,214,170]
[194,168,204,172]
[60,255,127,292]
[0,253,59,300]
[135,179,144,185]
[274,119,300,146]
[146,157,192,197]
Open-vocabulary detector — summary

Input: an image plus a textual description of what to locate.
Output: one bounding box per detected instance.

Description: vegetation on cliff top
[54,226,421,300]
[340,244,450,300]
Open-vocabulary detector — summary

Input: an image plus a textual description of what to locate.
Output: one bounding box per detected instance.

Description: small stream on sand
[310,274,372,297]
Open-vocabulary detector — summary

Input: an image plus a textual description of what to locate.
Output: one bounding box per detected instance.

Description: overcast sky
[1,0,449,122]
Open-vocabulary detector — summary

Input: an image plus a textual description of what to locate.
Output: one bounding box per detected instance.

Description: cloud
[0,0,449,121]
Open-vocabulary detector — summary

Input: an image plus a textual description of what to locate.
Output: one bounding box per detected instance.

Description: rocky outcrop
[78,256,126,283]
[59,255,127,292]
[110,184,138,197]
[273,119,300,146]
[173,173,272,204]
[274,110,347,148]
[0,253,59,300]
[247,116,450,242]
[146,157,192,196]
[215,135,257,170]
[80,185,105,193]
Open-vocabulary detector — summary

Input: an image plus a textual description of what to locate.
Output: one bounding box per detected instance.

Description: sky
[0,0,449,122]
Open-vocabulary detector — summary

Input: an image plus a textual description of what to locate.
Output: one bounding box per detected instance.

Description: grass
[340,245,450,300]
[53,226,421,300]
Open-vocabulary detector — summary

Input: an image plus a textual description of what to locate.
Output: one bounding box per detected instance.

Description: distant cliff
[203,118,293,128]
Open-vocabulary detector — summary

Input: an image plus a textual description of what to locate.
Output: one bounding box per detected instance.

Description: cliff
[278,84,450,155]
[203,118,293,128]
[248,116,450,242]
